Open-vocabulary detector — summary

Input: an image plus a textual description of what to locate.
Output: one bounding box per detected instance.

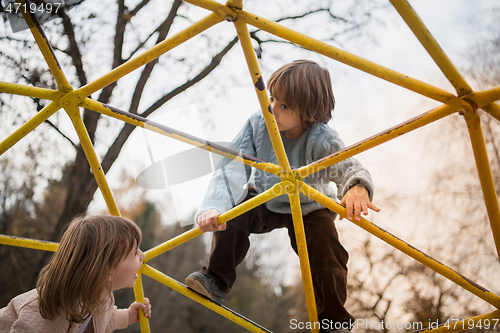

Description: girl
[0,215,152,333]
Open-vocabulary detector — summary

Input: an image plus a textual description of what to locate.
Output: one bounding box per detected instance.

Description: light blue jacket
[196,112,374,221]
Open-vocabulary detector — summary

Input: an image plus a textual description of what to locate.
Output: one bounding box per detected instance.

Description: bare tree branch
[0,36,36,45]
[249,7,369,56]
[29,95,78,148]
[141,36,239,119]
[76,0,132,146]
[129,0,151,17]
[58,9,87,87]
[43,119,77,149]
[101,35,239,175]
[275,8,348,24]
[129,0,182,115]
[114,0,128,69]
[123,29,158,63]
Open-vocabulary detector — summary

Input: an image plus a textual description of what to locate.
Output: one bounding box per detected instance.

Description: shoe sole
[185,276,213,300]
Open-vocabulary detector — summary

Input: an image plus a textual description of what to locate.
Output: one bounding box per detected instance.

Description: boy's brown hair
[267,59,335,129]
[37,215,142,323]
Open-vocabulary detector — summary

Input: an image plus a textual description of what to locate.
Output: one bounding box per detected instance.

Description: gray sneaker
[185,271,227,304]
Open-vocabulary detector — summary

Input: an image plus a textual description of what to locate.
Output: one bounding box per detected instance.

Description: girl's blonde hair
[37,215,142,323]
[267,59,335,129]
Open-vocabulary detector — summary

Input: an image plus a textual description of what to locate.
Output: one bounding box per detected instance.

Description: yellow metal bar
[145,181,289,262]
[184,0,226,13]
[0,101,61,156]
[472,86,500,107]
[133,271,151,333]
[217,181,289,224]
[287,184,319,332]
[462,85,500,116]
[463,107,500,259]
[414,310,500,333]
[16,0,72,93]
[0,81,63,101]
[463,86,500,121]
[75,12,223,102]
[296,103,459,179]
[145,228,203,263]
[64,106,120,216]
[182,0,238,21]
[182,0,225,12]
[239,11,462,108]
[225,0,242,10]
[483,102,500,122]
[81,98,281,177]
[299,181,500,309]
[0,234,58,252]
[233,19,292,173]
[389,0,473,97]
[141,264,272,333]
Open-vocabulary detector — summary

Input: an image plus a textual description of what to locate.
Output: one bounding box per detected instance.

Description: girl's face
[110,241,146,291]
[270,95,304,140]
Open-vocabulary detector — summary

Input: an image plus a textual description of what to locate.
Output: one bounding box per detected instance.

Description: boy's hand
[198,209,225,232]
[128,298,151,325]
[339,185,380,221]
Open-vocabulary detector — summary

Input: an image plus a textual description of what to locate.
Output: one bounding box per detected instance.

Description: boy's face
[270,94,304,140]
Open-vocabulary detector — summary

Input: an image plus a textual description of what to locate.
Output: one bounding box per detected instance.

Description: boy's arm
[339,184,380,221]
[195,118,256,227]
[198,209,222,232]
[321,132,379,220]
[323,136,374,201]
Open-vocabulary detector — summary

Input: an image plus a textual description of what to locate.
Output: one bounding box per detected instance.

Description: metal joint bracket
[224,12,238,22]
[215,7,238,22]
[278,170,295,181]
[458,98,476,116]
[225,0,243,20]
[283,180,296,194]
[60,91,83,109]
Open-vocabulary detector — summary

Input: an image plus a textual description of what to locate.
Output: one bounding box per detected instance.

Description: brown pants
[202,189,354,325]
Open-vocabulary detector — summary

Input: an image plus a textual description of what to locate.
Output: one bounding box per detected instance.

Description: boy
[186,60,379,332]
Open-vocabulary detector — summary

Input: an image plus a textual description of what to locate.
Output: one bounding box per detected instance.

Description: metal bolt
[225,14,237,22]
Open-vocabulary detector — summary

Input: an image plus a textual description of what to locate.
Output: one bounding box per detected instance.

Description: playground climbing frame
[1,0,500,332]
